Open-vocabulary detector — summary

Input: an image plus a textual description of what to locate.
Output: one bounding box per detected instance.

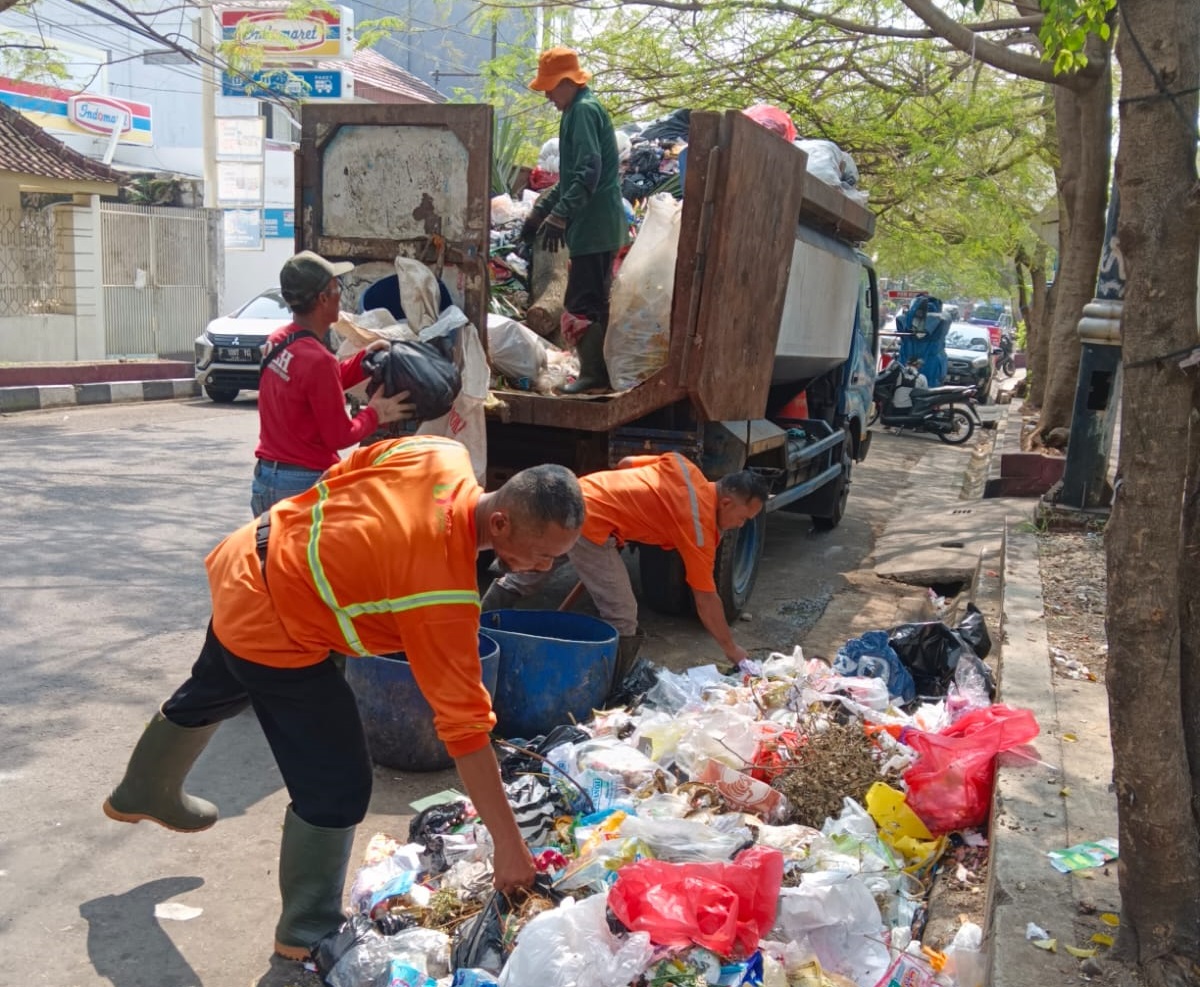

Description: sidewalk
[0,361,198,413]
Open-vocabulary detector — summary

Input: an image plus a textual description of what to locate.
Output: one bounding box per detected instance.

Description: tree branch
[899,0,1101,87]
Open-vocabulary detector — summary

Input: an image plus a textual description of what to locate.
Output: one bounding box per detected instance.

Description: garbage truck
[295,103,881,621]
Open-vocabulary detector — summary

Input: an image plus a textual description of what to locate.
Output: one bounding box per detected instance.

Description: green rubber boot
[559,323,611,394]
[273,805,355,961]
[102,710,219,832]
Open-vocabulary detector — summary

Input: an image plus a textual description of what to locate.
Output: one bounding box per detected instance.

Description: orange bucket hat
[529,47,592,92]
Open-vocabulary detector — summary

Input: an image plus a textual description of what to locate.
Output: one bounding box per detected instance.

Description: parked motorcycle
[871,362,978,445]
[995,332,1016,378]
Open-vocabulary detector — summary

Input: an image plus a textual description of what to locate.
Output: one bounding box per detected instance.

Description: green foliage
[566,0,1054,295]
[1035,0,1115,73]
[491,114,524,195]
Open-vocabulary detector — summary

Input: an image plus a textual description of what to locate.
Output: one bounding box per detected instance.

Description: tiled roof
[331,48,446,104]
[0,102,120,185]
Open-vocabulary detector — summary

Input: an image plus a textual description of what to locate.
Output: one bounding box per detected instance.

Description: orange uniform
[207,436,494,758]
[579,453,719,593]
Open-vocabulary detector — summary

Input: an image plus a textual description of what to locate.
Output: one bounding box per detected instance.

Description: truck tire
[812,453,851,531]
[204,384,239,403]
[714,511,766,622]
[638,545,692,616]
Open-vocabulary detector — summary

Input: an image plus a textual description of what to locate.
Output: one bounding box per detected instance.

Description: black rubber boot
[559,323,611,394]
[102,710,219,832]
[610,630,646,698]
[273,805,355,961]
[480,581,522,611]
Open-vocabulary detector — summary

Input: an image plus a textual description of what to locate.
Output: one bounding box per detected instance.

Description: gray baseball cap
[279,251,354,309]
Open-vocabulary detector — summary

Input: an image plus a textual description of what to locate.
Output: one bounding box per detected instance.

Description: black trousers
[564,251,615,325]
[162,621,372,828]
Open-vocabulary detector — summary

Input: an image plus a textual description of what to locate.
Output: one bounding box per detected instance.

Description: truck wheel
[714,511,766,622]
[638,545,692,615]
[204,384,239,403]
[812,453,851,531]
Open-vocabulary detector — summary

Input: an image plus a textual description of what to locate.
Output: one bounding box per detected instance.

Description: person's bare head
[482,465,584,572]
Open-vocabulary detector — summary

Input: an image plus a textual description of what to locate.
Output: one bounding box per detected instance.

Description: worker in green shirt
[522,47,628,394]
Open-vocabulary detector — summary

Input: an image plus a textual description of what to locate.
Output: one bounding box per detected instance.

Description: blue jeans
[250,460,323,517]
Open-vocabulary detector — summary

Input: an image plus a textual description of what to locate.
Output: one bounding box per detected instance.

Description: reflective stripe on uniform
[671,452,705,548]
[304,479,481,656]
[372,436,464,466]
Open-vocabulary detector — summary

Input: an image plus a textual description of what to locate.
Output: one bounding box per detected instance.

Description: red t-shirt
[254,323,379,471]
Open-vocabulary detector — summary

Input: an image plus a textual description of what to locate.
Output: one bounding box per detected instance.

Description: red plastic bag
[607,844,784,956]
[902,704,1039,833]
[741,103,797,143]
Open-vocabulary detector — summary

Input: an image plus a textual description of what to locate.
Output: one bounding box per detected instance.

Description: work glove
[540,214,567,253]
[519,210,546,244]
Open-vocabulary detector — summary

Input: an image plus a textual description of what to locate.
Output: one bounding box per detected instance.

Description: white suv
[194,289,291,402]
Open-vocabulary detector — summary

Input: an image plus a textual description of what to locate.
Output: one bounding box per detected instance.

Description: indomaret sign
[220,6,353,62]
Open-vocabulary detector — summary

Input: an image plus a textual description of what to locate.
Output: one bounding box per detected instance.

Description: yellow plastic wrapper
[865,782,947,873]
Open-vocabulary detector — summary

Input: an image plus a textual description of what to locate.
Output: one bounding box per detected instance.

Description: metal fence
[0,206,62,317]
[101,203,215,358]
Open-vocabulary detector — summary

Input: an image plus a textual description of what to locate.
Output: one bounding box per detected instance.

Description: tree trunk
[1107,2,1200,983]
[1016,242,1050,400]
[1034,71,1112,437]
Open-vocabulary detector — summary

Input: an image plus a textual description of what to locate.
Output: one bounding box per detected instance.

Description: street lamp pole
[1057,188,1124,510]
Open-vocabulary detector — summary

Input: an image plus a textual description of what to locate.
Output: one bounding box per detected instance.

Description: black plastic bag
[956,602,993,659]
[451,877,563,975]
[362,335,461,421]
[608,656,662,710]
[498,724,590,783]
[888,621,976,697]
[409,799,469,876]
[313,914,380,982]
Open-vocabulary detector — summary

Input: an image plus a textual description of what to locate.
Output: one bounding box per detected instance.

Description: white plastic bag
[604,193,681,391]
[497,894,653,987]
[486,314,548,383]
[417,306,488,483]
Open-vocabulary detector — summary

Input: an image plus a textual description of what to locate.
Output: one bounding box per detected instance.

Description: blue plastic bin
[481,610,619,740]
[345,633,500,772]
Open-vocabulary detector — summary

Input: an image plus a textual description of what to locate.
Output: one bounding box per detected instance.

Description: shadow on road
[80,876,204,987]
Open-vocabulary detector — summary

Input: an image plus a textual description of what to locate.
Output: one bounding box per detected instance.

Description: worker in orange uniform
[481,453,770,681]
[102,436,584,962]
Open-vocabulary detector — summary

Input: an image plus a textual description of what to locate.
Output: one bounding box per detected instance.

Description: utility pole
[198,4,218,209]
[1057,188,1124,510]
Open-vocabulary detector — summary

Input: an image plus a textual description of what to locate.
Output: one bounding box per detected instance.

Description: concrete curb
[985,522,1119,986]
[0,378,199,413]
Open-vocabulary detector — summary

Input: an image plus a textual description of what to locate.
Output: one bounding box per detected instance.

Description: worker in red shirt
[251,251,415,515]
[482,454,769,680]
[103,437,584,962]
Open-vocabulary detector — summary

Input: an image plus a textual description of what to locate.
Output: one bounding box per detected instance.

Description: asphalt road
[0,395,940,987]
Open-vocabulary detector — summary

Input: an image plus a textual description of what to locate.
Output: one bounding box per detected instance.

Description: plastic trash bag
[497,893,654,987]
[486,314,548,383]
[834,630,916,704]
[607,844,784,955]
[741,103,797,142]
[956,603,993,659]
[794,139,860,189]
[902,704,1040,833]
[887,607,995,698]
[415,307,489,483]
[772,873,890,987]
[603,193,681,391]
[618,813,754,864]
[606,656,660,709]
[362,336,461,420]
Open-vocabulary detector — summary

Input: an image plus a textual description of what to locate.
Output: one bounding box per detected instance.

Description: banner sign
[221,68,349,100]
[0,77,152,145]
[262,207,295,239]
[220,7,352,62]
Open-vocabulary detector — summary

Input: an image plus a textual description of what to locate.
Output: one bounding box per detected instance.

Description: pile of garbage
[311,608,1040,987]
